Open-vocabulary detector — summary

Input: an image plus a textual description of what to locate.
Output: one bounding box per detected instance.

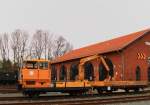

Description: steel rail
[0,92,150,105]
[0,95,150,105]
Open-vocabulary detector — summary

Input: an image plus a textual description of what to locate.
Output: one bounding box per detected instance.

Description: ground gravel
[108,100,150,105]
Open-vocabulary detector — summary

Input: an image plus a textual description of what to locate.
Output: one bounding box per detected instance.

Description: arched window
[99,63,107,81]
[51,65,57,81]
[84,62,94,81]
[70,64,78,80]
[148,67,150,81]
[60,65,67,81]
[99,57,114,81]
[136,66,141,81]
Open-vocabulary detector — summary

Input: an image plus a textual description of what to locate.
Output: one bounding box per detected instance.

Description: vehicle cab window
[39,62,48,69]
[24,61,38,69]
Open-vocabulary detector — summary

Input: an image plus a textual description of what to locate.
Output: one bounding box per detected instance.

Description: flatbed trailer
[22,80,148,97]
[92,81,148,93]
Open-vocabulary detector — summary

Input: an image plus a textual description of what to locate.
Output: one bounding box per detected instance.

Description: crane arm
[79,55,110,71]
[100,56,110,71]
[80,55,99,65]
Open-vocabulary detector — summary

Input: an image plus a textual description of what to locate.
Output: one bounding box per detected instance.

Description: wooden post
[66,63,71,81]
[56,64,61,81]
[92,60,99,81]
[79,63,84,81]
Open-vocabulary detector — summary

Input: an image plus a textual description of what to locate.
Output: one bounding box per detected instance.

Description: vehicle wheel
[141,88,144,91]
[97,89,103,94]
[17,84,22,90]
[125,89,129,93]
[28,93,33,98]
[23,91,39,98]
[33,92,40,98]
[106,90,112,93]
[69,92,77,96]
[134,88,139,93]
[69,91,84,96]
[22,91,29,97]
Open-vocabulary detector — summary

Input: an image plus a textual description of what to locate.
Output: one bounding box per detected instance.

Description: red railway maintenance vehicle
[18,29,150,97]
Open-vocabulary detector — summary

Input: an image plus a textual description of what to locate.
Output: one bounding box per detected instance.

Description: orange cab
[20,59,51,89]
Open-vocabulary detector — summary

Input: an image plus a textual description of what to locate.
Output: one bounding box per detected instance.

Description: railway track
[0,94,150,105]
[0,91,150,105]
[0,90,149,101]
[0,85,18,93]
[0,89,18,93]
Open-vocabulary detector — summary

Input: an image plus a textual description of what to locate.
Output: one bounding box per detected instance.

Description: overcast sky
[0,0,149,48]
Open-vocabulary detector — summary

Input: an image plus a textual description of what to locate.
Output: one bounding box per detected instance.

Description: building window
[136,66,141,81]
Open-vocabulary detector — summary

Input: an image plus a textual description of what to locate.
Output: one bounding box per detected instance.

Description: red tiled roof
[52,29,150,63]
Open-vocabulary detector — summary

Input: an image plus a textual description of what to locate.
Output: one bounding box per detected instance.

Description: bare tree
[43,31,49,59]
[20,32,29,66]
[0,33,10,61]
[53,36,73,58]
[63,42,73,54]
[0,29,73,71]
[30,31,73,60]
[47,34,54,60]
[11,29,29,69]
[31,30,44,59]
[11,31,18,64]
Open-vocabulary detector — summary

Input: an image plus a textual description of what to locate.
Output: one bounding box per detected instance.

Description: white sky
[0,0,149,48]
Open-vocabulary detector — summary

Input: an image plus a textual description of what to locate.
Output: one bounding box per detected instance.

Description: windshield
[39,62,48,69]
[24,61,38,69]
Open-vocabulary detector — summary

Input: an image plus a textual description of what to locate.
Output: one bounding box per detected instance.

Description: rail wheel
[125,89,129,93]
[106,90,112,93]
[69,91,85,96]
[23,91,40,98]
[33,92,40,98]
[69,92,76,96]
[134,88,139,93]
[97,89,103,94]
[22,91,28,97]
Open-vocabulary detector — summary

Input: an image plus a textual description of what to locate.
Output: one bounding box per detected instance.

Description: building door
[99,57,114,81]
[148,67,150,81]
[84,62,94,81]
[60,65,67,81]
[99,64,107,81]
[51,65,57,81]
[136,66,141,81]
[70,64,78,80]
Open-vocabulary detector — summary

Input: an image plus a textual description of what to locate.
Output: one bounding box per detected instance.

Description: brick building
[51,29,150,82]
